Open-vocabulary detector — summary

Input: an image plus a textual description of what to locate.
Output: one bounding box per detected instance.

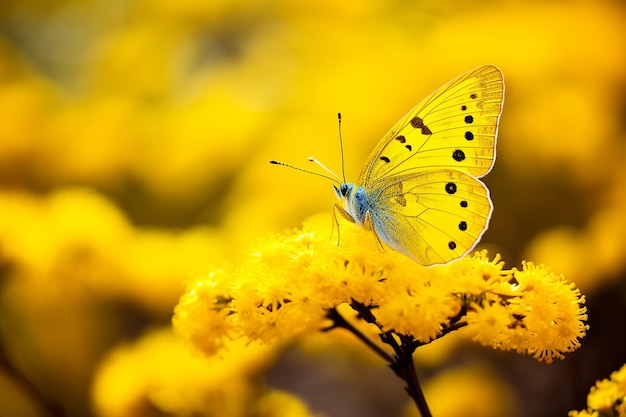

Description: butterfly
[272,65,504,266]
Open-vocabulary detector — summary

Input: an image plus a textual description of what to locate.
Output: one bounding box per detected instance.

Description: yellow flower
[92,328,278,417]
[173,270,235,353]
[418,365,513,417]
[378,285,459,343]
[463,261,588,363]
[173,215,588,364]
[254,390,325,417]
[569,363,626,417]
[568,411,599,417]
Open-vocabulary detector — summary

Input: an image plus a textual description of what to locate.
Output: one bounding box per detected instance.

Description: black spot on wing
[410,116,425,128]
[410,116,432,135]
[445,182,457,194]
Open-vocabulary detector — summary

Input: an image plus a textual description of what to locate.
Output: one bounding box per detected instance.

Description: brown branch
[325,306,433,417]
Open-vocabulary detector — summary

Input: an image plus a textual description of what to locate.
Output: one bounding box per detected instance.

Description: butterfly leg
[332,203,355,246]
[363,211,387,254]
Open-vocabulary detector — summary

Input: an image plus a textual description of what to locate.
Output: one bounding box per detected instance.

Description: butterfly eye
[334,184,352,199]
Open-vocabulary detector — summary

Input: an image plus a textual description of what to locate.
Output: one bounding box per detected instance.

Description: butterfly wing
[366,170,492,265]
[358,65,504,265]
[359,65,504,184]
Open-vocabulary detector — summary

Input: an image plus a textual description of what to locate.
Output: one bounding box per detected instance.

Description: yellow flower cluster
[174,215,588,364]
[91,329,322,417]
[569,363,626,417]
[0,188,225,312]
[463,261,588,362]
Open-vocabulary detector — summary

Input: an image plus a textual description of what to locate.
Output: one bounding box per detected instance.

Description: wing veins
[363,69,497,172]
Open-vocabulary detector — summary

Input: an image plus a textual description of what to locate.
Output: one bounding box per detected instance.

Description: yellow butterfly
[273,65,504,265]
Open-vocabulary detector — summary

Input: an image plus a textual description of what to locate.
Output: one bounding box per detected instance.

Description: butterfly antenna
[337,113,347,184]
[269,160,341,185]
[307,156,342,184]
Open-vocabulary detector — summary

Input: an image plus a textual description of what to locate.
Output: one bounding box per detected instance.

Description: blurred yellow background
[0,0,625,416]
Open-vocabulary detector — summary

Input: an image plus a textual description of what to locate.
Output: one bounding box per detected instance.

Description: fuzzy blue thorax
[334,183,369,225]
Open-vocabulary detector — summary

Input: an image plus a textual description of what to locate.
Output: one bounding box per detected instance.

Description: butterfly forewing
[360,65,504,186]
[370,170,493,265]
[345,65,504,265]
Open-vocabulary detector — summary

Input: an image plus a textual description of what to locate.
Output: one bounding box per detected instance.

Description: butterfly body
[335,181,411,258]
[335,65,504,266]
[334,183,366,223]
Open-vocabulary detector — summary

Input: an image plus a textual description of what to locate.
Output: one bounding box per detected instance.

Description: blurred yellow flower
[569,363,626,417]
[91,328,281,417]
[0,187,226,312]
[0,0,624,415]
[413,365,514,417]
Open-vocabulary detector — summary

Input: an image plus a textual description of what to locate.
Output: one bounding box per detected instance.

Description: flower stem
[396,340,432,417]
[381,333,432,417]
[324,307,395,364]
[325,307,432,417]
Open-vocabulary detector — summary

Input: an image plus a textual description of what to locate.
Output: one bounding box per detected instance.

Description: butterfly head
[334,182,368,226]
[334,183,353,200]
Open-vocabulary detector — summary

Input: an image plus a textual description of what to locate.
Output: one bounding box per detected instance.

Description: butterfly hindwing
[360,65,504,185]
[367,169,493,265]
